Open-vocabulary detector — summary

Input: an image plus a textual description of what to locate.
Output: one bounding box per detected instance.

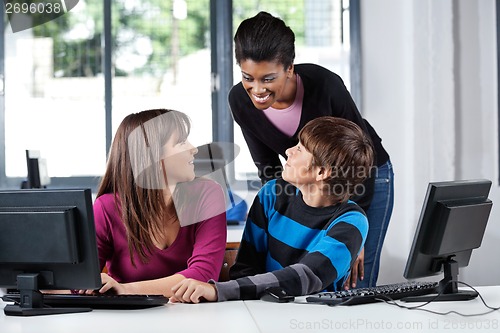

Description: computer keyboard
[306,281,439,306]
[2,293,169,310]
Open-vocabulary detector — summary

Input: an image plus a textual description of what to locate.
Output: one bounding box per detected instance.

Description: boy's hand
[170,278,217,303]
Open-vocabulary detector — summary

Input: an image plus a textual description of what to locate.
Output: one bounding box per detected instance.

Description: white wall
[361,0,500,286]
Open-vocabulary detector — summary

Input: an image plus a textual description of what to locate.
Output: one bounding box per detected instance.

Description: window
[3,1,106,184]
[0,0,358,190]
[231,0,354,181]
[110,0,212,149]
[1,0,212,189]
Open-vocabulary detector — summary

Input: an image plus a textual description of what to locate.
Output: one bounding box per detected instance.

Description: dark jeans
[357,160,394,288]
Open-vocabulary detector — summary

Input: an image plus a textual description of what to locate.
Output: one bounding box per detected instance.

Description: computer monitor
[403,179,493,302]
[194,142,248,225]
[21,150,51,189]
[0,188,101,316]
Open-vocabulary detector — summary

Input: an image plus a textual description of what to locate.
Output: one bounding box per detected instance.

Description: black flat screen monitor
[22,150,50,189]
[194,143,247,225]
[403,179,493,302]
[0,189,101,316]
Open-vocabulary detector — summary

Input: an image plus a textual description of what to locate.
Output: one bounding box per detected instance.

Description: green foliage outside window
[31,0,305,78]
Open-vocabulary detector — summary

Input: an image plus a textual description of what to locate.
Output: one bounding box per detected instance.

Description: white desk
[0,301,259,333]
[1,286,499,333]
[245,286,500,332]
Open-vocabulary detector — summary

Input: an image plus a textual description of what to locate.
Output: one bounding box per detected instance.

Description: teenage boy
[170,116,374,302]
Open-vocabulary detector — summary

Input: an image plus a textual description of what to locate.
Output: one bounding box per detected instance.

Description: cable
[1,295,19,305]
[1,294,56,309]
[379,280,500,317]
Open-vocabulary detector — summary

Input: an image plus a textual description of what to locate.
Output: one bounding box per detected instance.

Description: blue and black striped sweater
[214,178,368,301]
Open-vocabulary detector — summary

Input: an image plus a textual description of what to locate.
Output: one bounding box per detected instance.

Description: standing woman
[92,109,227,296]
[229,12,393,288]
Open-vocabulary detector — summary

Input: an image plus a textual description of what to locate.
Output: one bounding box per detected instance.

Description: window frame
[497,0,500,185]
[0,0,362,192]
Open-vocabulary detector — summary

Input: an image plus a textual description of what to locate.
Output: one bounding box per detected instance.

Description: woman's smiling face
[239,59,294,110]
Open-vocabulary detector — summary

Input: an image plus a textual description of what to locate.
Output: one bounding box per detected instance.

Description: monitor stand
[402,258,478,302]
[3,273,92,316]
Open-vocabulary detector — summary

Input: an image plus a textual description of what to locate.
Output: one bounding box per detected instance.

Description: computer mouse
[260,286,295,303]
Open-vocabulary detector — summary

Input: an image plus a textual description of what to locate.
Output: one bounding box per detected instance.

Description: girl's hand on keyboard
[78,273,122,295]
[170,278,217,303]
[95,273,124,294]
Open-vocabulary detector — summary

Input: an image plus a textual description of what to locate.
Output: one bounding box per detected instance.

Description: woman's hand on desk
[343,247,365,290]
[170,279,217,303]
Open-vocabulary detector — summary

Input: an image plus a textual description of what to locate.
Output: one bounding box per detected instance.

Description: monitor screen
[194,143,248,225]
[22,150,51,189]
[0,188,101,316]
[403,179,492,302]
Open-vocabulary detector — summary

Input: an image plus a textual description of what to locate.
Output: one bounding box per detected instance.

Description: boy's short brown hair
[299,116,374,202]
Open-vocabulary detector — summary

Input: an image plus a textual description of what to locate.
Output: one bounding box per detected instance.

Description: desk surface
[1,286,499,333]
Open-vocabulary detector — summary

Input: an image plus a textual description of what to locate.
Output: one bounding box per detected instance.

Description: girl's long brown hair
[96,109,190,265]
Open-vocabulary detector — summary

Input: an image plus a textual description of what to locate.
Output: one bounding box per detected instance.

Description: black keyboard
[306,281,439,306]
[2,293,169,310]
